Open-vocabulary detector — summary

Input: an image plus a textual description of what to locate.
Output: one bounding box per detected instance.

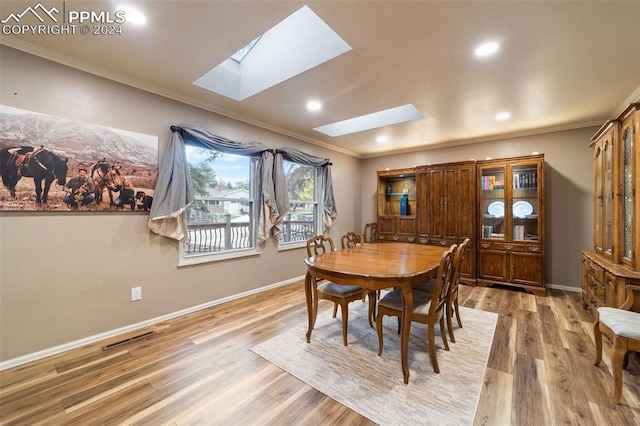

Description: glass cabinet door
[480,166,506,240]
[603,139,614,257]
[594,144,603,253]
[622,126,634,263]
[512,163,539,241]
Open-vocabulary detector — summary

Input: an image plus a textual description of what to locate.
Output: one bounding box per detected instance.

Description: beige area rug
[251,300,498,426]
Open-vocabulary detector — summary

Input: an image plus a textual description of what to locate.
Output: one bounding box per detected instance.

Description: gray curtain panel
[148,125,337,243]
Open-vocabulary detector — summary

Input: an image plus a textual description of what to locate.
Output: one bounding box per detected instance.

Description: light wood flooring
[0,283,639,425]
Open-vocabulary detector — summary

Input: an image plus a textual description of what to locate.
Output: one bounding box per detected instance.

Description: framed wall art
[0,105,158,212]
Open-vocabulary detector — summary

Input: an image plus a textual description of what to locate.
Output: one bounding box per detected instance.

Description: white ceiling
[1,0,639,158]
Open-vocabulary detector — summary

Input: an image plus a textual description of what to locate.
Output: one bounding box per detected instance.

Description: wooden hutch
[582,103,640,314]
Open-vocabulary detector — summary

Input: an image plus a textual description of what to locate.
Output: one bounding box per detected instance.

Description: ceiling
[1,1,639,158]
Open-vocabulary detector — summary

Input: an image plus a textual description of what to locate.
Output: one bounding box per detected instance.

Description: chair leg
[332,303,338,318]
[440,317,449,351]
[376,312,385,356]
[454,298,463,328]
[340,303,349,346]
[428,323,440,373]
[447,303,456,343]
[611,337,627,404]
[594,320,603,366]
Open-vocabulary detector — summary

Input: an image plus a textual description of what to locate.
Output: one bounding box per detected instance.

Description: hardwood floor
[1,283,638,425]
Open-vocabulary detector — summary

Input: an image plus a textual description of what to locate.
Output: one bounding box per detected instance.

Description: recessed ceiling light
[307,101,322,111]
[376,135,388,143]
[118,6,146,25]
[475,41,499,57]
[495,111,511,121]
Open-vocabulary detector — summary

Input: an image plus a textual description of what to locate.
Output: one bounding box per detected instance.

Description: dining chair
[364,222,377,243]
[413,238,469,343]
[375,244,456,373]
[594,284,640,404]
[341,231,364,249]
[306,235,372,346]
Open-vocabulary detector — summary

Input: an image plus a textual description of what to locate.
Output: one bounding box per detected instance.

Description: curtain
[148,126,338,242]
[149,125,272,242]
[275,147,338,233]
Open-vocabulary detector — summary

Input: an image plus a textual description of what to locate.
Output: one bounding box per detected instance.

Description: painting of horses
[0,105,158,212]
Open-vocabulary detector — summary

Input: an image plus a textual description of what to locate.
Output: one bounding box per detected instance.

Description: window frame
[178,149,260,266]
[278,161,323,251]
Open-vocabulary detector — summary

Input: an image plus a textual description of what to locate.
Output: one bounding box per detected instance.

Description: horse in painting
[91,160,123,206]
[0,145,68,203]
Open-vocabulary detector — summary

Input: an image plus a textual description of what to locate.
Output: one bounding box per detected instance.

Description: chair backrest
[428,244,456,319]
[450,238,470,293]
[341,231,364,249]
[306,235,335,257]
[364,222,377,243]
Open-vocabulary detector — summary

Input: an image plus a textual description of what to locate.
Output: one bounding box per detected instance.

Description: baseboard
[0,276,305,372]
[546,283,581,293]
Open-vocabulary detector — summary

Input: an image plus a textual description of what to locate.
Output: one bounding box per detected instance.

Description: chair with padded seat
[414,238,470,343]
[364,222,377,243]
[594,284,640,404]
[340,231,364,249]
[306,235,372,346]
[375,244,456,373]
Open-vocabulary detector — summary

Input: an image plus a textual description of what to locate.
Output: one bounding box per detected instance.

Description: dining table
[304,242,449,384]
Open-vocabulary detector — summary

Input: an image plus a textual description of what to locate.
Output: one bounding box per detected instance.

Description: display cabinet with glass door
[476,154,545,295]
[376,168,417,242]
[582,103,640,315]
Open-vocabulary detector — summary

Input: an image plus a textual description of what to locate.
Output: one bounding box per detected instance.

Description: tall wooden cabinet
[416,161,476,283]
[582,103,640,314]
[476,155,545,295]
[376,168,417,242]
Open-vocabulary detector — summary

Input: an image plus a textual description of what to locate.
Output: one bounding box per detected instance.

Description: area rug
[251,300,498,426]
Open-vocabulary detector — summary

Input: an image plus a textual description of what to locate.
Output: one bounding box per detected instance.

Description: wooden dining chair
[413,238,469,343]
[375,244,456,373]
[594,284,640,404]
[364,222,378,243]
[341,231,364,249]
[306,235,371,346]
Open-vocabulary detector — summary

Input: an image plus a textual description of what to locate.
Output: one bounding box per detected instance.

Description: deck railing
[184,216,316,255]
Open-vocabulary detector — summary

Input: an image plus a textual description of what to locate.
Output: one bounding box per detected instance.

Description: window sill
[178,247,260,267]
[278,241,307,252]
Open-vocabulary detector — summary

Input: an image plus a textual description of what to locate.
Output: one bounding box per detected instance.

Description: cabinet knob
[529,246,540,252]
[481,243,490,249]
[440,240,447,246]
[505,244,513,250]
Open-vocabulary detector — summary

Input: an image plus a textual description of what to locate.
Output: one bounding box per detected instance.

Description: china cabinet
[376,168,416,242]
[416,161,476,283]
[582,103,640,314]
[476,154,545,295]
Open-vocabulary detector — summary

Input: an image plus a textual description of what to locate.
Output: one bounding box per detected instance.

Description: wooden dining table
[304,242,448,384]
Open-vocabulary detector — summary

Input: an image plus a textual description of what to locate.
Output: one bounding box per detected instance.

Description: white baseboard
[0,276,304,372]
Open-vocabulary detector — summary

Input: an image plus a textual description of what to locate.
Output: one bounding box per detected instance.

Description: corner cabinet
[476,155,545,295]
[582,103,640,315]
[377,168,416,242]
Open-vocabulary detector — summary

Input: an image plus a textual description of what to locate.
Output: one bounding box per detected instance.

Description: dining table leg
[305,271,316,343]
[400,284,413,384]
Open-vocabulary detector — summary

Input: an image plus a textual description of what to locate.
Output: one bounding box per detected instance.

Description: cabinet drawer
[526,244,542,253]
[587,261,604,283]
[493,242,525,252]
[479,241,492,250]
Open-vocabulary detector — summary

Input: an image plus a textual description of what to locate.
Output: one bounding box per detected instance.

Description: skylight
[230,36,261,63]
[193,6,352,101]
[314,104,424,137]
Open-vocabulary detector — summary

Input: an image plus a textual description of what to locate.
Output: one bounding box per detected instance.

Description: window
[179,145,258,265]
[279,160,321,247]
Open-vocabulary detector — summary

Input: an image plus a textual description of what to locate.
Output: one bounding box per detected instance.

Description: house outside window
[279,160,321,247]
[179,145,258,265]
